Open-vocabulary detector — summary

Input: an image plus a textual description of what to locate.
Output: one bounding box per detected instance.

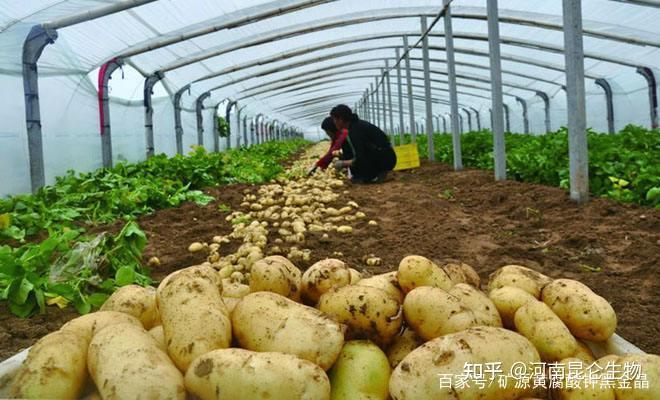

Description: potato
[397,255,452,293]
[249,255,302,301]
[88,323,185,399]
[441,262,481,287]
[157,268,232,371]
[403,286,478,341]
[357,271,404,303]
[185,348,330,400]
[449,283,503,327]
[386,328,424,368]
[148,325,166,352]
[232,292,344,370]
[488,286,537,329]
[487,265,552,298]
[60,310,143,344]
[100,284,159,329]
[10,330,88,399]
[571,339,595,363]
[318,285,402,347]
[348,268,362,284]
[541,279,617,341]
[222,280,250,298]
[552,357,615,400]
[302,259,352,304]
[157,264,222,294]
[614,354,660,400]
[514,300,578,361]
[389,327,540,400]
[329,341,390,400]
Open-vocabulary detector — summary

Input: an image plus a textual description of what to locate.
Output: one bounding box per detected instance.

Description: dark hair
[330,104,358,122]
[321,117,337,132]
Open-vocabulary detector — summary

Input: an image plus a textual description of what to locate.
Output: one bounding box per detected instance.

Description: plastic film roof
[1,0,660,195]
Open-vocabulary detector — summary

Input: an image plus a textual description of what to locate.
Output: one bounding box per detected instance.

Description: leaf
[1,226,25,242]
[9,301,35,318]
[74,296,92,315]
[9,278,34,305]
[0,213,10,229]
[115,266,136,286]
[46,295,70,309]
[87,292,109,308]
[646,187,660,202]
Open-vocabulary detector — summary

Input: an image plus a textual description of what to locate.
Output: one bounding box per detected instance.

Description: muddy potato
[232,292,344,370]
[318,285,402,347]
[249,256,302,301]
[329,341,390,400]
[357,271,404,303]
[571,339,595,363]
[552,358,615,400]
[389,327,541,400]
[403,286,478,341]
[302,259,352,304]
[488,286,538,329]
[487,265,552,298]
[157,268,232,371]
[542,279,617,342]
[397,255,452,293]
[612,354,660,400]
[348,268,362,284]
[441,262,481,287]
[100,284,159,329]
[185,349,330,400]
[88,323,185,399]
[386,328,424,369]
[10,330,88,399]
[60,311,143,344]
[514,300,578,361]
[148,325,167,352]
[449,283,503,327]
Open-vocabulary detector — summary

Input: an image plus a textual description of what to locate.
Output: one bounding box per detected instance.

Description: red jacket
[316,129,348,169]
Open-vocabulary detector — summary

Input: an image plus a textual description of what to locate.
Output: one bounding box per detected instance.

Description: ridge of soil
[1,161,658,360]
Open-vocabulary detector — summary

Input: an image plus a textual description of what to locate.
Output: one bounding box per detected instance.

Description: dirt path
[1,161,658,360]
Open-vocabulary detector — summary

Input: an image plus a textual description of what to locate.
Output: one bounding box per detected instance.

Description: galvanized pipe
[421,16,435,161]
[403,36,416,143]
[196,92,211,146]
[594,79,615,134]
[143,71,163,158]
[488,0,506,180]
[444,0,462,170]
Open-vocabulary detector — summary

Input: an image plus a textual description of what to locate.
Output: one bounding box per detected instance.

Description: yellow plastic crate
[393,144,421,171]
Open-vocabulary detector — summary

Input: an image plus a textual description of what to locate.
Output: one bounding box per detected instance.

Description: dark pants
[352,146,397,183]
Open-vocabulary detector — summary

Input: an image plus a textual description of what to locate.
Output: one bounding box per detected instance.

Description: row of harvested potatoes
[8,255,659,399]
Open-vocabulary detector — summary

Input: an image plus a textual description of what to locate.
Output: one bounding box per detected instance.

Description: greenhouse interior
[0,0,658,398]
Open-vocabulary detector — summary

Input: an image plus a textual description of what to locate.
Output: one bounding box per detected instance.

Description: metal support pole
[563,0,589,203]
[395,48,405,142]
[594,79,615,134]
[463,108,472,132]
[516,97,530,134]
[22,25,58,191]
[386,61,394,138]
[250,120,255,145]
[196,92,210,146]
[536,91,551,133]
[381,70,388,132]
[99,58,124,168]
[364,90,370,121]
[636,67,658,129]
[143,72,163,158]
[242,115,248,147]
[236,105,245,147]
[458,113,464,134]
[441,115,447,133]
[433,116,440,133]
[212,103,220,152]
[488,0,506,180]
[173,84,189,155]
[444,1,462,170]
[421,16,435,161]
[503,103,511,133]
[403,36,416,142]
[469,107,481,131]
[225,100,237,150]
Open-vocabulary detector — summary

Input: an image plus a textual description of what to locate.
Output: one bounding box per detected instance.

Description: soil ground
[1,161,658,360]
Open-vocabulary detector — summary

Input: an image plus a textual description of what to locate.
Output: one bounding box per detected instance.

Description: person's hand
[333,160,348,170]
[306,165,318,176]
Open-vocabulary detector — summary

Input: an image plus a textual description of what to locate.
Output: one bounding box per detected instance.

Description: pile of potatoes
[10,253,657,400]
[185,144,375,287]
